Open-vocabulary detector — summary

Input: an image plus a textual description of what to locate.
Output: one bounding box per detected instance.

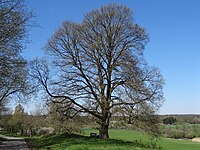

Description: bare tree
[0,0,32,108]
[30,4,164,139]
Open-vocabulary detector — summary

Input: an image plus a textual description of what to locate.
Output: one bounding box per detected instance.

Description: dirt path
[0,134,29,150]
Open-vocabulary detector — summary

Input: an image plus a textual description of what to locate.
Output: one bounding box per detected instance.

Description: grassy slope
[112,130,200,150]
[9,129,200,150]
[84,129,200,150]
[28,133,152,150]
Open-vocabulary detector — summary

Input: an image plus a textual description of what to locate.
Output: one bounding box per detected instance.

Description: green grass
[0,130,17,137]
[159,138,200,150]
[27,133,153,150]
[2,129,200,150]
[83,129,200,150]
[83,129,151,141]
[0,130,28,138]
[0,131,8,145]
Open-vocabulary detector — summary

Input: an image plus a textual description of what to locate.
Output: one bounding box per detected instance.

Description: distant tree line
[161,115,200,124]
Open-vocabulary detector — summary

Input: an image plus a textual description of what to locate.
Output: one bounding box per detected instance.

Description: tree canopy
[30,4,164,138]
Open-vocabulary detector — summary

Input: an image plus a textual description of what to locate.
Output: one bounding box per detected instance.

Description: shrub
[163,117,176,125]
[161,124,200,139]
[37,127,55,136]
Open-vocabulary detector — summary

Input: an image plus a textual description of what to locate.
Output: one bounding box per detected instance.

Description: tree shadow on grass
[27,133,157,150]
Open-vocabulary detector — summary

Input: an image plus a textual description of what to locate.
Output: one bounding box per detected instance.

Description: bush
[163,117,176,125]
[37,127,55,136]
[161,124,200,139]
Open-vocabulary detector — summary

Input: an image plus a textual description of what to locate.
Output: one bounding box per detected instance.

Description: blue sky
[23,0,200,114]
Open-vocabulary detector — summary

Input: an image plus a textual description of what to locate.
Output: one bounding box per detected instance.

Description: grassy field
[25,129,200,150]
[160,138,200,150]
[1,129,200,149]
[84,129,200,150]
[27,133,153,150]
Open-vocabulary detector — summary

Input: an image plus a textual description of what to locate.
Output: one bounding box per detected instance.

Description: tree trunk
[99,118,110,139]
[100,124,109,139]
[30,127,32,138]
[20,128,24,136]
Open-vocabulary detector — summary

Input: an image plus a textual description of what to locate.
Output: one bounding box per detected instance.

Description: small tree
[30,4,164,139]
[11,104,26,135]
[163,117,176,125]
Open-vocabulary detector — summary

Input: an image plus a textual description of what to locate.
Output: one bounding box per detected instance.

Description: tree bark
[99,117,110,139]
[99,124,109,139]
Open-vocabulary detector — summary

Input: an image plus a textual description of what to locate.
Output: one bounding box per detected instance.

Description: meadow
[26,129,200,150]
